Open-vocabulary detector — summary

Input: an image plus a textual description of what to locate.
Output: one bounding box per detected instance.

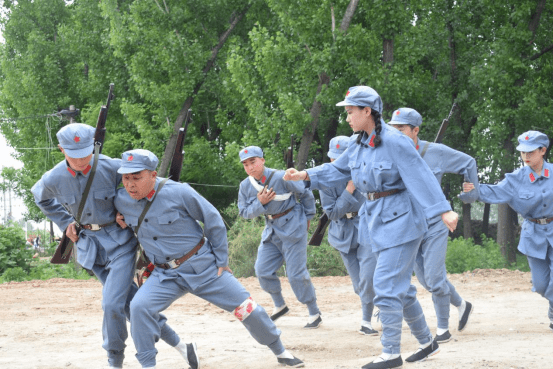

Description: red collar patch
[544,169,550,178]
[82,165,92,175]
[529,172,536,183]
[261,175,266,184]
[74,136,80,143]
[146,189,156,200]
[368,134,375,148]
[67,167,76,177]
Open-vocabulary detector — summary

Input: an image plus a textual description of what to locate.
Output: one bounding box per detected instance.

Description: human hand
[257,186,276,205]
[441,211,459,232]
[283,168,308,181]
[218,266,233,276]
[346,180,356,194]
[463,182,475,192]
[66,222,80,243]
[116,212,128,229]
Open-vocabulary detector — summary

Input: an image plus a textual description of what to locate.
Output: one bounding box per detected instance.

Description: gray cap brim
[63,145,94,159]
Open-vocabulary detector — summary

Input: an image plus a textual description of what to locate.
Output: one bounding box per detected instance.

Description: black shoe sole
[458,302,473,332]
[303,316,322,329]
[271,306,290,321]
[187,343,200,369]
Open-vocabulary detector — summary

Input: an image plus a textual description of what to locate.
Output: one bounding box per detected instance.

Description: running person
[464,130,553,333]
[389,107,476,342]
[319,135,378,336]
[284,86,458,369]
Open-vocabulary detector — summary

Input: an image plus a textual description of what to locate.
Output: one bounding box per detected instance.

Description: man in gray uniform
[389,108,477,342]
[32,124,193,368]
[238,146,322,328]
[114,149,305,369]
[319,136,378,335]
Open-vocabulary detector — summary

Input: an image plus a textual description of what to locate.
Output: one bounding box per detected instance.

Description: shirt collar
[527,164,550,183]
[145,178,163,202]
[65,159,93,178]
[358,130,376,148]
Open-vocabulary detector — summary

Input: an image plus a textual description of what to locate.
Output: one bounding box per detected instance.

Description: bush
[446,235,507,273]
[0,259,94,283]
[0,224,33,275]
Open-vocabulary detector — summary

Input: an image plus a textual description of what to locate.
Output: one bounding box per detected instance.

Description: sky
[0,131,25,220]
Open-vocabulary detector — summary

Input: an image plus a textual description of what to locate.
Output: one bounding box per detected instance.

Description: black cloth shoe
[359,326,379,336]
[271,306,290,321]
[361,356,403,369]
[303,315,322,329]
[187,343,200,369]
[277,356,305,367]
[458,301,473,332]
[435,330,452,343]
[549,322,553,332]
[405,340,440,363]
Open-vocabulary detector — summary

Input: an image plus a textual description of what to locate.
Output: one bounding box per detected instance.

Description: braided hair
[355,106,383,147]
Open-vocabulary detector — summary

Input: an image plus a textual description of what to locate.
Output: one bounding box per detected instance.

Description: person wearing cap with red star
[319,135,378,336]
[238,146,322,329]
[31,124,193,369]
[284,86,459,369]
[114,149,305,368]
[464,130,553,332]
[388,107,477,343]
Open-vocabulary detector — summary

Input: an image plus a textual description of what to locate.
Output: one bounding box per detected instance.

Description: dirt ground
[1,269,551,369]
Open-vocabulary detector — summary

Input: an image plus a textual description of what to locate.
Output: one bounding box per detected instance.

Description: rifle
[135,110,192,284]
[51,84,115,264]
[434,102,457,144]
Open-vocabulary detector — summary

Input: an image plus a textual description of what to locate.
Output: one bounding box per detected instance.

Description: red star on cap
[346,90,350,96]
[128,155,134,161]
[74,136,80,143]
[396,111,400,115]
[336,144,340,149]
[525,136,529,140]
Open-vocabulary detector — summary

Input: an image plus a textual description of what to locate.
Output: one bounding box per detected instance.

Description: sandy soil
[1,269,551,369]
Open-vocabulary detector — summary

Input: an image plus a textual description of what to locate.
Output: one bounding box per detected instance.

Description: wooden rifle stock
[51,84,115,264]
[286,134,295,169]
[308,213,329,246]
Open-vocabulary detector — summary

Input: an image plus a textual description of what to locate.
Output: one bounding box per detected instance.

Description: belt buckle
[166,259,179,269]
[367,192,376,201]
[90,224,101,231]
[538,218,547,225]
[267,214,274,220]
[346,212,353,219]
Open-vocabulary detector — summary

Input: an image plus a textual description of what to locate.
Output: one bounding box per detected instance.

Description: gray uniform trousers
[130,264,284,367]
[412,219,463,329]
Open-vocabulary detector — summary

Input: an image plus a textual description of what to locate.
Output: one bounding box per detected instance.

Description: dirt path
[1,269,551,369]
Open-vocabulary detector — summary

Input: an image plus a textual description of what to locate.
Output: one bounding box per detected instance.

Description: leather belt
[365,189,402,201]
[156,238,205,270]
[266,207,294,220]
[344,212,358,219]
[528,217,553,225]
[81,221,116,231]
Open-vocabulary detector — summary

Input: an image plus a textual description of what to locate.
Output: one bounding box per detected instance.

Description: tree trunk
[497,204,517,263]
[462,202,472,239]
[295,0,359,169]
[482,202,490,237]
[158,3,252,176]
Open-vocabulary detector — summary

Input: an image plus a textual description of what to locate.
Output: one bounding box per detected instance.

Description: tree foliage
[0,0,552,218]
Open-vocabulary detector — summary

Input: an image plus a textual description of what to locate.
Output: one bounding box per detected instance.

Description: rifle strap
[76,143,101,222]
[134,178,169,236]
[420,142,431,158]
[248,171,292,201]
[62,144,100,259]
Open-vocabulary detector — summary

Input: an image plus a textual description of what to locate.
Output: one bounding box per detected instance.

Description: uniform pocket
[58,195,76,206]
[518,191,535,200]
[158,211,180,225]
[380,198,410,223]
